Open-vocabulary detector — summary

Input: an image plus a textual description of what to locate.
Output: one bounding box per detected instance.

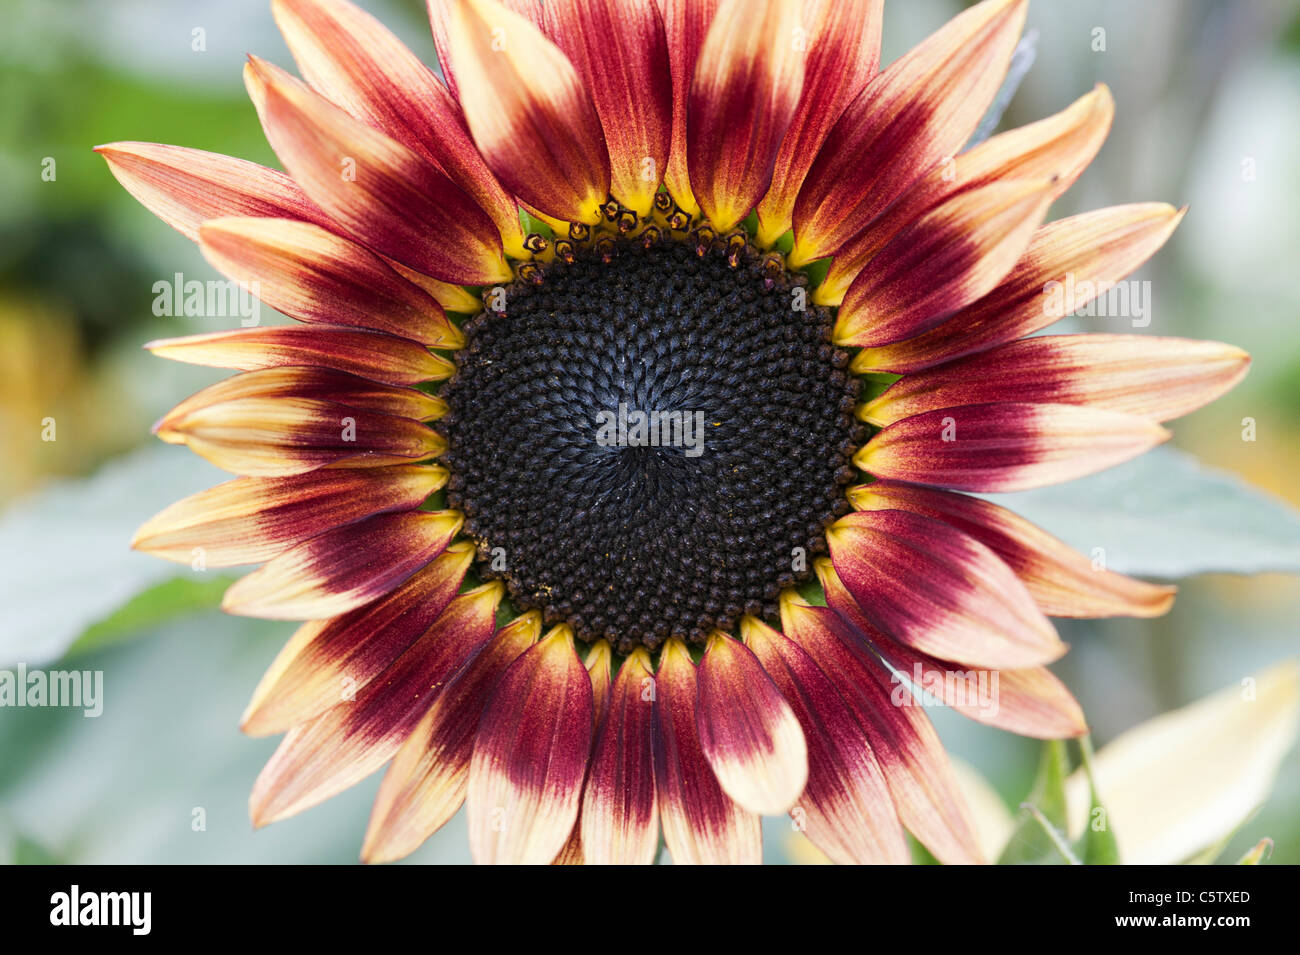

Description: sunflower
[101,0,1249,865]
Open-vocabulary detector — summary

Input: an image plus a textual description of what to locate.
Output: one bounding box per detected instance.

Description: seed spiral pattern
[442,238,863,652]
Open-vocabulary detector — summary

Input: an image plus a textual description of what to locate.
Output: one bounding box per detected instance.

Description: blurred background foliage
[0,0,1298,864]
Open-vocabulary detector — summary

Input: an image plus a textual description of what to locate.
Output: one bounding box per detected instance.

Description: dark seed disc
[441,238,861,652]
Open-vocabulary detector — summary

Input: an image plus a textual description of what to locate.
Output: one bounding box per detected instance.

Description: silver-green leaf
[984,446,1300,578]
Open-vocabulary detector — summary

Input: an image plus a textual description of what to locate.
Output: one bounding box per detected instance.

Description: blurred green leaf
[0,611,475,864]
[0,444,232,666]
[68,574,235,658]
[984,447,1300,577]
[1236,838,1273,865]
[998,740,1071,864]
[1077,737,1121,865]
[1184,827,1245,865]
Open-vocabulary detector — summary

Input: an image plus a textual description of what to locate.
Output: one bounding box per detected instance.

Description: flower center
[442,235,861,652]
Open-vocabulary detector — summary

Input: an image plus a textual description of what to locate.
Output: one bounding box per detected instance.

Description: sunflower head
[105,0,1248,865]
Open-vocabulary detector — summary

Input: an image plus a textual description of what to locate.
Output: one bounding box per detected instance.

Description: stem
[1021,802,1082,865]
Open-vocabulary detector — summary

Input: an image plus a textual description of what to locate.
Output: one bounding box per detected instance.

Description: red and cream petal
[241,544,474,736]
[754,0,883,247]
[686,0,805,233]
[131,464,444,567]
[584,639,613,730]
[790,0,1028,265]
[439,0,609,226]
[550,831,584,866]
[428,0,544,103]
[274,0,528,258]
[856,402,1171,493]
[777,598,984,864]
[146,325,451,386]
[248,582,502,825]
[659,0,720,217]
[741,616,909,864]
[862,335,1250,426]
[835,179,1057,347]
[543,0,671,218]
[848,481,1175,619]
[361,611,541,863]
[155,393,444,477]
[467,625,595,865]
[246,56,510,284]
[222,509,461,619]
[198,217,461,349]
[885,646,1087,741]
[158,368,444,432]
[388,260,483,315]
[556,640,613,866]
[653,638,762,864]
[580,648,659,866]
[816,559,1089,739]
[94,142,327,241]
[695,631,807,815]
[819,84,1113,306]
[825,508,1064,669]
[855,203,1186,374]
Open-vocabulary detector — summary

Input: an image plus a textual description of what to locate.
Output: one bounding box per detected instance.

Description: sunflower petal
[198,217,461,349]
[248,582,502,825]
[387,259,484,315]
[652,638,761,864]
[146,324,450,386]
[755,0,882,246]
[132,464,444,567]
[549,640,612,867]
[94,142,326,241]
[468,625,595,864]
[440,0,609,226]
[155,394,444,477]
[855,203,1186,374]
[361,612,541,863]
[543,0,671,217]
[428,0,544,102]
[580,648,659,865]
[777,598,984,864]
[856,402,1171,492]
[817,558,1088,739]
[158,368,445,432]
[791,0,1028,264]
[835,179,1056,347]
[241,544,475,736]
[273,0,527,258]
[247,55,510,284]
[826,508,1064,669]
[695,631,807,815]
[847,481,1175,619]
[742,616,909,864]
[687,0,805,233]
[222,510,461,620]
[862,335,1250,426]
[891,648,1087,741]
[819,84,1113,306]
[660,0,721,217]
